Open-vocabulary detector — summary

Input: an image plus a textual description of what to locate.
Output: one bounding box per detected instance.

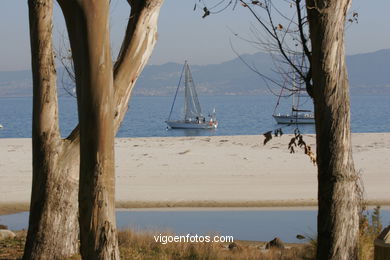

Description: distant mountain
[0,70,31,97]
[1,49,390,97]
[347,49,390,92]
[0,68,72,97]
[134,52,276,96]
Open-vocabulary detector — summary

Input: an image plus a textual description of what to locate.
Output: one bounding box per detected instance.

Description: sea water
[1,95,389,243]
[1,208,389,243]
[0,95,389,138]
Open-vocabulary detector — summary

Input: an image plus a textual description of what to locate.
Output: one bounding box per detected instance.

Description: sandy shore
[1,133,389,214]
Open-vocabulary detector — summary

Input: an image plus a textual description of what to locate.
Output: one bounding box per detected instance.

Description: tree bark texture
[25,0,164,258]
[24,1,79,259]
[58,0,164,259]
[306,0,361,259]
[59,0,118,258]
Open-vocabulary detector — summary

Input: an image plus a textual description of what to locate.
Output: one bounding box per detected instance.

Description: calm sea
[1,208,389,243]
[0,95,389,138]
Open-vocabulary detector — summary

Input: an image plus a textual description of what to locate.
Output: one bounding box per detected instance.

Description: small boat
[166,61,217,129]
[0,124,3,129]
[273,110,315,124]
[272,73,315,124]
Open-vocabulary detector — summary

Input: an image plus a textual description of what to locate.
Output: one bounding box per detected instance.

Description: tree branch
[112,0,164,132]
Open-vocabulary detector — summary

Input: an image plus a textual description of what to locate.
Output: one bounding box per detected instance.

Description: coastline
[2,200,390,216]
[1,133,389,215]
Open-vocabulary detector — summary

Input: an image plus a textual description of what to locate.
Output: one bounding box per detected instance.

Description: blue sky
[0,0,389,71]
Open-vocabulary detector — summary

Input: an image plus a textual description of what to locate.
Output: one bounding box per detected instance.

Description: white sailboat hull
[273,114,315,124]
[166,120,218,129]
[166,61,218,131]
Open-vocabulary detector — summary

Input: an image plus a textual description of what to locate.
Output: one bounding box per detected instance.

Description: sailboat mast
[292,71,296,114]
[184,62,189,120]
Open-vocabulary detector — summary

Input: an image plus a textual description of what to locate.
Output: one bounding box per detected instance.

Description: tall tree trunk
[24,0,164,258]
[24,1,79,259]
[60,0,119,258]
[306,0,361,259]
[77,4,118,259]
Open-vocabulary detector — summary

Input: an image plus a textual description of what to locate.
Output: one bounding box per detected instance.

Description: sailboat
[165,61,218,129]
[272,74,315,124]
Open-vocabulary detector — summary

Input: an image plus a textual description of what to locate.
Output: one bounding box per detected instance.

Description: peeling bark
[113,1,163,129]
[24,1,79,259]
[58,0,119,258]
[306,0,361,259]
[24,0,164,259]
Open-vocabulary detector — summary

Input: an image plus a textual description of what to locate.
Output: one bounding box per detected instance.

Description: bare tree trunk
[24,0,164,258]
[306,0,361,259]
[77,5,118,259]
[59,0,119,258]
[24,1,79,259]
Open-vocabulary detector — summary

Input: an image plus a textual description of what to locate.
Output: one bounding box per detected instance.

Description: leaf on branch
[274,128,283,137]
[297,135,306,148]
[263,131,273,145]
[288,137,296,153]
[289,137,296,147]
[305,145,316,165]
[251,0,259,4]
[304,145,310,155]
[276,24,283,30]
[348,12,359,24]
[202,7,210,18]
[294,128,300,136]
[242,3,248,7]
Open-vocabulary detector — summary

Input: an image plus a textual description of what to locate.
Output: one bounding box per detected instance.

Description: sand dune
[0,133,389,211]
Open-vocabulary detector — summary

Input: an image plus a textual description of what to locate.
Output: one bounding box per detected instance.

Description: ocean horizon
[0,94,389,138]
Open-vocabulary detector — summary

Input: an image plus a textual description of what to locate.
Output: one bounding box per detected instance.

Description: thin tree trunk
[306,0,361,259]
[24,1,79,259]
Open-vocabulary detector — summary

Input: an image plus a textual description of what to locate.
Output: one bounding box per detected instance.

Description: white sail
[184,63,202,121]
[166,60,218,129]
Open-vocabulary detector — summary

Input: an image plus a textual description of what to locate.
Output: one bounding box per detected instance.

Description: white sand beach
[0,133,389,210]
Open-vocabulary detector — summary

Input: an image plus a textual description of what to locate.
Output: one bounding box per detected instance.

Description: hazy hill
[1,49,389,97]
[347,49,390,89]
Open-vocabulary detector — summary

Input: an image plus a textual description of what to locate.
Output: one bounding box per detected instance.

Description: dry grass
[116,230,315,260]
[0,230,315,260]
[0,231,26,260]
[359,206,383,260]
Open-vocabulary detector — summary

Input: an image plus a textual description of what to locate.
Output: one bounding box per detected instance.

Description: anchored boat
[166,61,217,129]
[272,73,314,124]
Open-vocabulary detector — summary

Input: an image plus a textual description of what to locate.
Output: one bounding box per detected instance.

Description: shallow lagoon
[1,208,389,243]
